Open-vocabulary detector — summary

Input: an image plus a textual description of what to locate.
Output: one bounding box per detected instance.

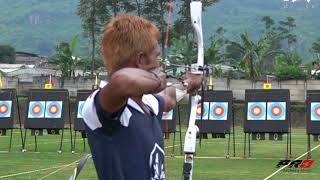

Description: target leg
[248,133,251,157]
[83,137,86,152]
[22,129,27,152]
[34,133,38,152]
[307,134,311,159]
[59,129,64,153]
[178,105,183,155]
[73,131,77,153]
[244,133,247,158]
[286,132,289,160]
[226,133,231,159]
[232,104,236,157]
[172,131,176,157]
[8,129,13,152]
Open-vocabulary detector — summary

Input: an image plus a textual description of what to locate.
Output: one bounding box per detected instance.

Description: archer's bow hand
[182,71,203,96]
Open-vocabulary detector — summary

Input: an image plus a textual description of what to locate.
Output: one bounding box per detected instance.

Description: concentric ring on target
[210,102,227,120]
[311,103,320,121]
[77,101,85,118]
[248,102,266,120]
[45,101,62,118]
[28,101,45,118]
[196,103,209,119]
[267,102,285,120]
[162,110,173,120]
[0,101,11,117]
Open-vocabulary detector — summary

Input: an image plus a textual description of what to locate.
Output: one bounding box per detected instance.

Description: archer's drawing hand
[183,71,203,96]
[150,68,167,93]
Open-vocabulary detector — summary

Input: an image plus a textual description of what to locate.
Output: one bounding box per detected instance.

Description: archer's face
[138,44,162,72]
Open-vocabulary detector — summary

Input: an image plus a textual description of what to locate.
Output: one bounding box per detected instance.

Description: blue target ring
[248,102,266,120]
[311,103,320,121]
[29,101,45,118]
[268,102,285,120]
[45,101,62,118]
[77,101,85,118]
[0,101,11,117]
[210,103,227,120]
[162,110,173,120]
[196,103,209,120]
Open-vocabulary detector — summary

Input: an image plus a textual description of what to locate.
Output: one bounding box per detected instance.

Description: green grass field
[0,127,319,180]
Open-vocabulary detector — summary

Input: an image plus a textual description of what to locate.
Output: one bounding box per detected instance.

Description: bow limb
[182,1,204,180]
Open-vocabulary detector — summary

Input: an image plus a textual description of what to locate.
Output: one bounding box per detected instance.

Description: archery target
[196,102,209,120]
[28,101,45,118]
[162,110,173,120]
[77,101,85,118]
[247,102,266,120]
[209,102,228,120]
[0,101,12,118]
[45,101,63,118]
[267,102,286,120]
[311,103,320,121]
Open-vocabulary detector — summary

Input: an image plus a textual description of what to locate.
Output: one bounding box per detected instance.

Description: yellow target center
[273,108,280,114]
[0,106,7,112]
[197,107,202,114]
[215,108,222,114]
[253,108,260,114]
[51,107,57,113]
[34,107,40,113]
[317,109,320,115]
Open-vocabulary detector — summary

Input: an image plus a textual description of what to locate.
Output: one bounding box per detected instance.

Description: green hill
[1,0,320,59]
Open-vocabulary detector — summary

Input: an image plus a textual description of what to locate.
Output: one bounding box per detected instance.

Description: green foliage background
[0,0,320,59]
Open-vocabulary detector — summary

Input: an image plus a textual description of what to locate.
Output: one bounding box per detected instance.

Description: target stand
[23,89,72,153]
[72,90,92,153]
[159,105,183,156]
[195,90,236,158]
[306,90,320,159]
[243,89,291,159]
[0,89,24,151]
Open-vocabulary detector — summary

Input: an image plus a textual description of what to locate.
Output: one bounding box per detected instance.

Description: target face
[196,102,209,120]
[28,101,45,118]
[77,101,85,118]
[311,102,320,121]
[209,102,228,120]
[267,102,286,120]
[45,101,63,118]
[162,110,173,120]
[247,102,266,120]
[0,101,12,118]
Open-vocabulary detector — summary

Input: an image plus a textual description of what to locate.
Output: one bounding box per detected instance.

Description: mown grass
[0,127,319,179]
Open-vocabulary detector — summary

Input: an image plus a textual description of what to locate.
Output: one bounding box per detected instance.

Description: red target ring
[251,106,262,116]
[213,106,224,116]
[32,105,42,115]
[49,105,59,115]
[0,104,8,114]
[196,104,206,116]
[315,107,320,117]
[271,106,282,116]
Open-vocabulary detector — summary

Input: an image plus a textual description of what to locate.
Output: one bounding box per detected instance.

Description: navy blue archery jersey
[82,86,166,180]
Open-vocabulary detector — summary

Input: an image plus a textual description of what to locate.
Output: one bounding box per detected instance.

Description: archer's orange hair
[102,15,160,75]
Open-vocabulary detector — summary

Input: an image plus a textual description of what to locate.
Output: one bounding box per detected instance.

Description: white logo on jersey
[149,143,165,180]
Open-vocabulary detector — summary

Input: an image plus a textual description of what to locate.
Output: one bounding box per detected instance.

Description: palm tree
[226,32,262,81]
[49,35,80,87]
[311,38,320,61]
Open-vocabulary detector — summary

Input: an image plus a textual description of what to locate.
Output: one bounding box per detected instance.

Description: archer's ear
[135,52,148,69]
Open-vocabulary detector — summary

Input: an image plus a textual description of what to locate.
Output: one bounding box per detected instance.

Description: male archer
[82,15,203,180]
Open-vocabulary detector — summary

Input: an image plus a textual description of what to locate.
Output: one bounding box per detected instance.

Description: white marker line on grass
[37,158,81,180]
[264,144,320,180]
[0,158,81,179]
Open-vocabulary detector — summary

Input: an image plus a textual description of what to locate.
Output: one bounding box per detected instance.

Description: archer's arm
[99,68,167,113]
